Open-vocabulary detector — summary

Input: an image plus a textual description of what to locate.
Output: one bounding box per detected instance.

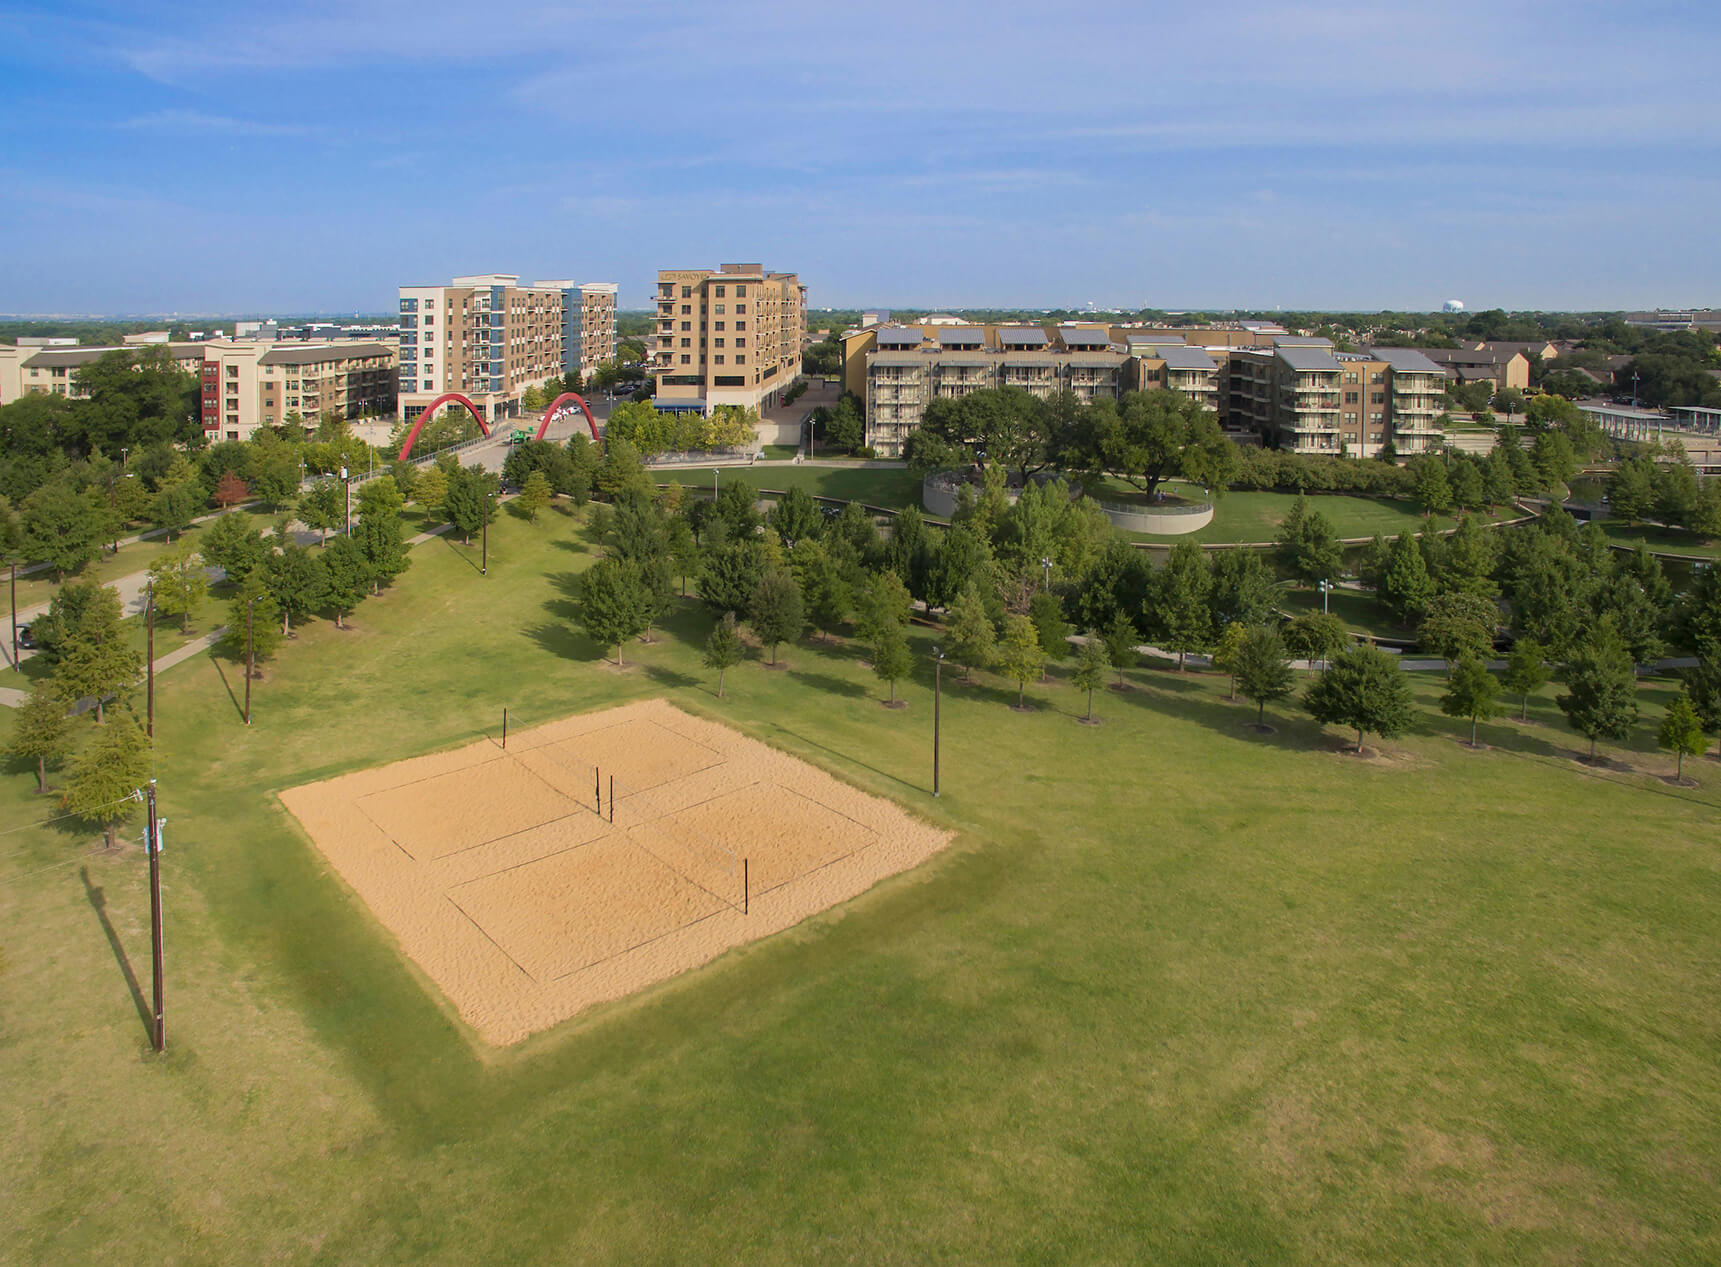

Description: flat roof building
[651,264,806,415]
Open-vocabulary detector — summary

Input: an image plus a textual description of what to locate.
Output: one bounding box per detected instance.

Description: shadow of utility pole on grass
[80,866,153,1044]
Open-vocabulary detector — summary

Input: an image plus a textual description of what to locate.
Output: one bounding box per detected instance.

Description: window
[735,285,746,297]
[681,304,690,314]
[736,354,746,364]
[714,355,725,364]
[736,338,746,348]
[714,338,725,348]
[736,321,746,331]
[1344,390,1358,404]
[1344,372,1358,384]
[681,285,692,298]
[1370,412,1384,423]
[681,321,691,331]
[1371,372,1384,384]
[1371,391,1385,405]
[714,321,725,331]
[425,314,434,324]
[736,304,746,315]
[680,354,691,365]
[680,338,691,348]
[714,285,726,297]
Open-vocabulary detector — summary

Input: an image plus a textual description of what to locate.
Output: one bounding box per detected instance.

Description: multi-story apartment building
[0,341,207,404]
[397,273,617,424]
[651,264,806,415]
[199,340,398,441]
[537,279,619,374]
[0,339,397,441]
[857,324,1127,456]
[1370,347,1446,454]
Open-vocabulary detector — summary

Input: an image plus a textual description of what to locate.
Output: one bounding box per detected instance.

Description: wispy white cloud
[117,109,307,136]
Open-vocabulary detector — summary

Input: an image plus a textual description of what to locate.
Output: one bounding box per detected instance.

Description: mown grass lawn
[659,462,925,510]
[4,502,1720,1264]
[1595,518,1721,561]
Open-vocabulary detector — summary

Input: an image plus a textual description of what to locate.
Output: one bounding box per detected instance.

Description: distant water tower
[1442,299,1466,313]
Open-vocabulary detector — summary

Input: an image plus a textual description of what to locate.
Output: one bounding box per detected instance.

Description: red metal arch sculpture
[397,393,490,460]
[536,392,600,442]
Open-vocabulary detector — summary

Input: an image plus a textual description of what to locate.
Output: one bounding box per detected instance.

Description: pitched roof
[1367,346,1443,373]
[997,326,1048,346]
[259,341,394,366]
[874,325,922,348]
[1157,346,1218,371]
[937,328,985,347]
[1058,325,1111,347]
[1277,345,1341,371]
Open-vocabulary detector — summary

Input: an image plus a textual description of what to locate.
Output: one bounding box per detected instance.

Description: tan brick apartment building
[0,339,399,442]
[397,274,617,424]
[844,323,1448,458]
[651,264,806,414]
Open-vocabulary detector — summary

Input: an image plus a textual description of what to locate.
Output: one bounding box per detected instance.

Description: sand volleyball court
[279,700,953,1045]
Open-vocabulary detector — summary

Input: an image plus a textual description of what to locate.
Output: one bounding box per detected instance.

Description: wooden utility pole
[244,599,255,725]
[145,778,165,1053]
[481,491,489,576]
[8,561,16,673]
[146,583,155,739]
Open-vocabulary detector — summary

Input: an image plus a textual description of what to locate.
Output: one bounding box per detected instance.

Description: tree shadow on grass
[788,670,868,699]
[524,619,604,663]
[641,663,700,692]
[81,866,152,1044]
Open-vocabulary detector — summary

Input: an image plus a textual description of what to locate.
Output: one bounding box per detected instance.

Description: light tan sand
[278,700,954,1046]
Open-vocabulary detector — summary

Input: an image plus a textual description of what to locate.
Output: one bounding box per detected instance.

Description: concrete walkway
[0,626,227,710]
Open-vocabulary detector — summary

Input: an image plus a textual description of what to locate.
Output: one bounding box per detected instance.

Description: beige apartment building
[652,264,806,414]
[199,340,398,441]
[0,338,398,441]
[0,341,206,404]
[398,274,617,424]
[858,323,1127,456]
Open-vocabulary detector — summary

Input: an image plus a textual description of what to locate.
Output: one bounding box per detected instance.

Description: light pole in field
[1041,555,1052,592]
[341,465,351,537]
[1319,578,1332,614]
[932,644,944,798]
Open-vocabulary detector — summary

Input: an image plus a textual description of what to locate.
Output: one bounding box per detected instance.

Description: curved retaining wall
[922,473,1214,535]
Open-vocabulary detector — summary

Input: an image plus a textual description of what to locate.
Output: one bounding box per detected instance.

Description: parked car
[17,624,35,649]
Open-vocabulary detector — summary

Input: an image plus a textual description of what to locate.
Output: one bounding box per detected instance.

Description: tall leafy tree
[412,465,449,520]
[578,556,653,665]
[515,470,553,523]
[22,481,104,580]
[1658,690,1706,782]
[703,612,744,698]
[50,586,139,724]
[1502,638,1551,721]
[855,570,913,645]
[297,478,344,545]
[1212,621,1249,700]
[1029,591,1071,670]
[266,542,329,636]
[1418,590,1498,670]
[945,582,996,680]
[200,512,269,584]
[1080,388,1237,497]
[1380,531,1436,624]
[748,568,804,666]
[1556,627,1639,760]
[699,538,769,618]
[150,473,205,542]
[997,612,1047,709]
[790,538,849,641]
[1071,631,1109,722]
[61,708,152,850]
[1208,547,1276,630]
[1234,624,1295,725]
[1274,495,1342,585]
[1411,458,1453,517]
[1305,644,1416,753]
[442,464,494,545]
[1151,539,1212,669]
[1282,611,1349,665]
[7,678,73,793]
[769,485,824,546]
[1101,609,1139,687]
[147,540,209,633]
[220,572,283,671]
[320,535,371,629]
[870,617,913,706]
[1441,654,1501,746]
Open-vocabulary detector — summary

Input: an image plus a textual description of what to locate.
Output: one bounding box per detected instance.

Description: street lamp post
[713,468,719,499]
[1041,556,1052,591]
[932,645,943,798]
[8,561,16,673]
[1319,578,1332,614]
[341,465,351,537]
[481,490,490,576]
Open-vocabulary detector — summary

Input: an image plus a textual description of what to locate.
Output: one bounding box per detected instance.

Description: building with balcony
[0,342,207,404]
[197,340,398,441]
[856,323,1126,456]
[397,273,618,424]
[651,263,806,415]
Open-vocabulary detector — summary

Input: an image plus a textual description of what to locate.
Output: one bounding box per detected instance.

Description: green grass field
[1149,487,1492,546]
[661,462,926,510]
[4,503,1720,1263]
[1595,518,1721,561]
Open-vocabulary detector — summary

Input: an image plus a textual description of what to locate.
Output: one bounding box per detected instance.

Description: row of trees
[602,401,758,456]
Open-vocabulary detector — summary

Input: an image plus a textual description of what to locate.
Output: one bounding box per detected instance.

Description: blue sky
[1,0,1716,314]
